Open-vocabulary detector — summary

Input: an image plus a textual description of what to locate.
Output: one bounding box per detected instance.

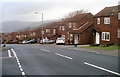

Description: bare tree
[62,9,89,20]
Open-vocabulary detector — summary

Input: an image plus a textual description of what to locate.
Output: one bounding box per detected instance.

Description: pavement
[53,44,119,57]
[0,47,11,51]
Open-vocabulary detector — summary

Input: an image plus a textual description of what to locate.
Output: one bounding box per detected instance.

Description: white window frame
[31,33,33,36]
[59,26,62,30]
[16,35,19,38]
[41,31,44,34]
[118,29,120,38]
[104,18,110,24]
[70,34,73,40]
[102,32,110,41]
[97,18,100,24]
[73,23,77,30]
[46,29,50,33]
[62,26,65,31]
[33,32,36,36]
[69,23,72,28]
[118,12,120,20]
[24,35,27,37]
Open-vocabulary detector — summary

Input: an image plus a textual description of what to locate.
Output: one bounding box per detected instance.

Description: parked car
[28,39,37,44]
[12,40,18,44]
[22,40,29,44]
[56,37,65,45]
[40,39,55,44]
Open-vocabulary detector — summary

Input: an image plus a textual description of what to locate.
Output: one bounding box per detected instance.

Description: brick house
[42,22,59,40]
[1,33,12,43]
[93,5,120,45]
[57,13,93,45]
[34,28,42,40]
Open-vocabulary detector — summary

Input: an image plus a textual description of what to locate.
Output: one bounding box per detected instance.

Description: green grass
[80,46,120,51]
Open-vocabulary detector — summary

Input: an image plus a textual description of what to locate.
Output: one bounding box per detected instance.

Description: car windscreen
[57,38,64,40]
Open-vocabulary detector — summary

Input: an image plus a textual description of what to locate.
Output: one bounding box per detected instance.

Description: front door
[96,32,100,44]
[74,35,79,44]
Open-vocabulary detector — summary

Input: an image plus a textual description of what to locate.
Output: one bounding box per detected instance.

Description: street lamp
[35,12,43,25]
[35,12,44,42]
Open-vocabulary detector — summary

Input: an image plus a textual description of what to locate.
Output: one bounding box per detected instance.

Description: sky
[0,0,119,22]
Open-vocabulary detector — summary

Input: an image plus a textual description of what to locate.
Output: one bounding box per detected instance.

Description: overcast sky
[0,0,119,22]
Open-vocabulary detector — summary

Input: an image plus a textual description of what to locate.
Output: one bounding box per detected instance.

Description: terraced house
[42,22,59,40]
[93,5,120,45]
[2,5,120,45]
[57,13,94,45]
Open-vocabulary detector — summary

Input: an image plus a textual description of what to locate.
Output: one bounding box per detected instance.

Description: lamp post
[35,12,43,25]
[35,12,44,42]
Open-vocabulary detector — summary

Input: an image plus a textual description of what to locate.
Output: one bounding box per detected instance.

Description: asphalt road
[1,44,119,76]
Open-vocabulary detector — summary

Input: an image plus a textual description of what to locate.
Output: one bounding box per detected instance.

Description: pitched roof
[58,13,93,25]
[66,13,93,22]
[73,13,92,21]
[44,22,59,28]
[95,6,118,17]
[69,22,93,34]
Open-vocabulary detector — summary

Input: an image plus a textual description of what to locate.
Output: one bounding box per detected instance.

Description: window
[33,32,36,36]
[118,13,120,20]
[24,35,27,37]
[97,18,100,24]
[21,35,24,37]
[53,29,56,34]
[73,25,77,30]
[104,18,110,24]
[69,23,72,28]
[16,35,19,38]
[62,26,65,30]
[102,32,110,41]
[31,33,33,36]
[59,26,62,30]
[73,23,77,30]
[46,29,50,33]
[73,23,76,26]
[19,36,21,38]
[70,34,73,40]
[118,29,120,38]
[41,31,44,34]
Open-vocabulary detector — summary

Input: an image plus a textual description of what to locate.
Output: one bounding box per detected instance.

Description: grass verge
[79,46,120,51]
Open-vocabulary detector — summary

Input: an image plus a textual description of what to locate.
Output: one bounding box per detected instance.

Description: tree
[62,9,89,20]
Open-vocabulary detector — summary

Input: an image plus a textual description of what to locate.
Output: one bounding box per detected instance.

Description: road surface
[1,44,119,76]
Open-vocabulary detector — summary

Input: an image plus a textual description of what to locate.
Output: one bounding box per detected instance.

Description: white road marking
[22,72,25,75]
[11,49,26,76]
[17,60,20,63]
[20,67,23,71]
[19,65,22,68]
[0,57,13,59]
[8,50,12,57]
[41,49,50,52]
[84,62,120,76]
[89,51,100,54]
[55,53,72,60]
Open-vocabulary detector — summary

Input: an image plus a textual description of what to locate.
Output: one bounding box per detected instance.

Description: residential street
[1,44,119,76]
